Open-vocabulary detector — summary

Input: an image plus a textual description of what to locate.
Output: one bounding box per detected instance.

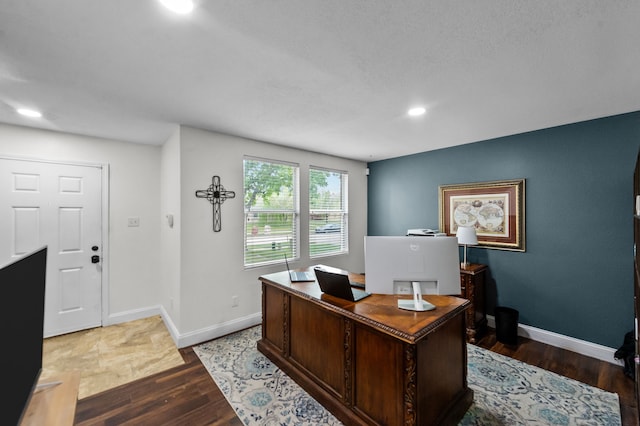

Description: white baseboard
[104,308,623,366]
[104,305,162,326]
[175,313,262,348]
[105,305,261,349]
[487,315,623,366]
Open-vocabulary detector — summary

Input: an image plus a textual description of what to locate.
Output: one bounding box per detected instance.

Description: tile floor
[41,315,184,399]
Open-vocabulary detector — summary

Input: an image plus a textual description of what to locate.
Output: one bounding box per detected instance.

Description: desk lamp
[456,226,478,269]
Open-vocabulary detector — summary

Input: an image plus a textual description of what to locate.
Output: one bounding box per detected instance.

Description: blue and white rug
[194,326,621,425]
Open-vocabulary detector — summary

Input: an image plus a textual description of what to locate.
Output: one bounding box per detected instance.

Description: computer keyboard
[350,282,365,289]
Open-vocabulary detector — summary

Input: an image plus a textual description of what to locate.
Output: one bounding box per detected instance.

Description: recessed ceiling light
[17,108,43,118]
[159,0,194,14]
[407,107,426,117]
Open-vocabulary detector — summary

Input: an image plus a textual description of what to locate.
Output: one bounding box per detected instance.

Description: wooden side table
[459,263,488,343]
[20,371,80,426]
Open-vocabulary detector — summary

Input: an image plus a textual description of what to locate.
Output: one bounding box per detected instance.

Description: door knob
[91,255,100,264]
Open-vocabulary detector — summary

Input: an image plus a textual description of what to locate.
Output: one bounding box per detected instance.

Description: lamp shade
[456,226,478,245]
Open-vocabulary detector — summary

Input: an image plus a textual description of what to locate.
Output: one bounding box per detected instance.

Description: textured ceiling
[1,1,639,162]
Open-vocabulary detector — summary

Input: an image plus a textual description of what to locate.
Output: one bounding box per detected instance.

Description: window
[244,158,299,267]
[309,167,348,258]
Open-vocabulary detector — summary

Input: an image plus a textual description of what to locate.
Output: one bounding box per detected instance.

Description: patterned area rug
[194,326,621,426]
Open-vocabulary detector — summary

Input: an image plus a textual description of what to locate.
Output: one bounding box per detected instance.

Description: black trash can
[495,306,519,345]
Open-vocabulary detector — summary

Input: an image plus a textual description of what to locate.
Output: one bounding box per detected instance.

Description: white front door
[0,158,103,337]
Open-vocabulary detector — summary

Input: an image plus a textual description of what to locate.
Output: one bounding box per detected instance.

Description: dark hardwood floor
[74,329,639,425]
[74,347,243,426]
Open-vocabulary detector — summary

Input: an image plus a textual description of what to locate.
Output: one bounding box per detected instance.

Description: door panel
[0,158,103,337]
[13,207,40,252]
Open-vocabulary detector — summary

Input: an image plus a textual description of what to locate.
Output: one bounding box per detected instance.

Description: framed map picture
[439,179,525,251]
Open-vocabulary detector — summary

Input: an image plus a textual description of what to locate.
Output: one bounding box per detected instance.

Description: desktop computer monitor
[364,236,461,295]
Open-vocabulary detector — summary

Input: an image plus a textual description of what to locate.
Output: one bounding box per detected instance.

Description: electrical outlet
[128,217,140,227]
[232,296,239,307]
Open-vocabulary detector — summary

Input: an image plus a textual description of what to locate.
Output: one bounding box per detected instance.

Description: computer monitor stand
[397,281,435,311]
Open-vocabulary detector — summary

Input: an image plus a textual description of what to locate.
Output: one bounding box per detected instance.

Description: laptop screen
[314,267,370,302]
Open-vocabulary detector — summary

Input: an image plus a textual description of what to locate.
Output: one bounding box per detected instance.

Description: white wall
[0,123,368,347]
[0,123,162,320]
[160,127,182,327]
[176,127,368,344]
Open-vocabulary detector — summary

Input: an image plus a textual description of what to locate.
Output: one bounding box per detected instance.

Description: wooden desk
[20,372,80,426]
[258,266,473,426]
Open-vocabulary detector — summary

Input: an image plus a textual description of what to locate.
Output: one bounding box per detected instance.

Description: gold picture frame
[439,179,525,251]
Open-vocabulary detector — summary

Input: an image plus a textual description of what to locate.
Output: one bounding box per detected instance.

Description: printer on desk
[406,228,446,237]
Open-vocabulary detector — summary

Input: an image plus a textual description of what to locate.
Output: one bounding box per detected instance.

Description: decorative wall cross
[195,175,236,232]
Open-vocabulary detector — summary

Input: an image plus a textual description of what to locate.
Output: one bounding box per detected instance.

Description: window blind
[243,158,299,267]
[309,167,348,258]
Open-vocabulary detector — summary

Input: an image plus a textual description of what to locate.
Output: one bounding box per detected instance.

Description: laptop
[284,254,316,282]
[314,267,372,302]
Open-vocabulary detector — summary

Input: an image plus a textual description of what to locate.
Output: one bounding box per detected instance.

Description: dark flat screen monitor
[0,246,48,425]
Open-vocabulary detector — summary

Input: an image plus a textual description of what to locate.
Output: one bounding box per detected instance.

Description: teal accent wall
[367,112,640,348]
